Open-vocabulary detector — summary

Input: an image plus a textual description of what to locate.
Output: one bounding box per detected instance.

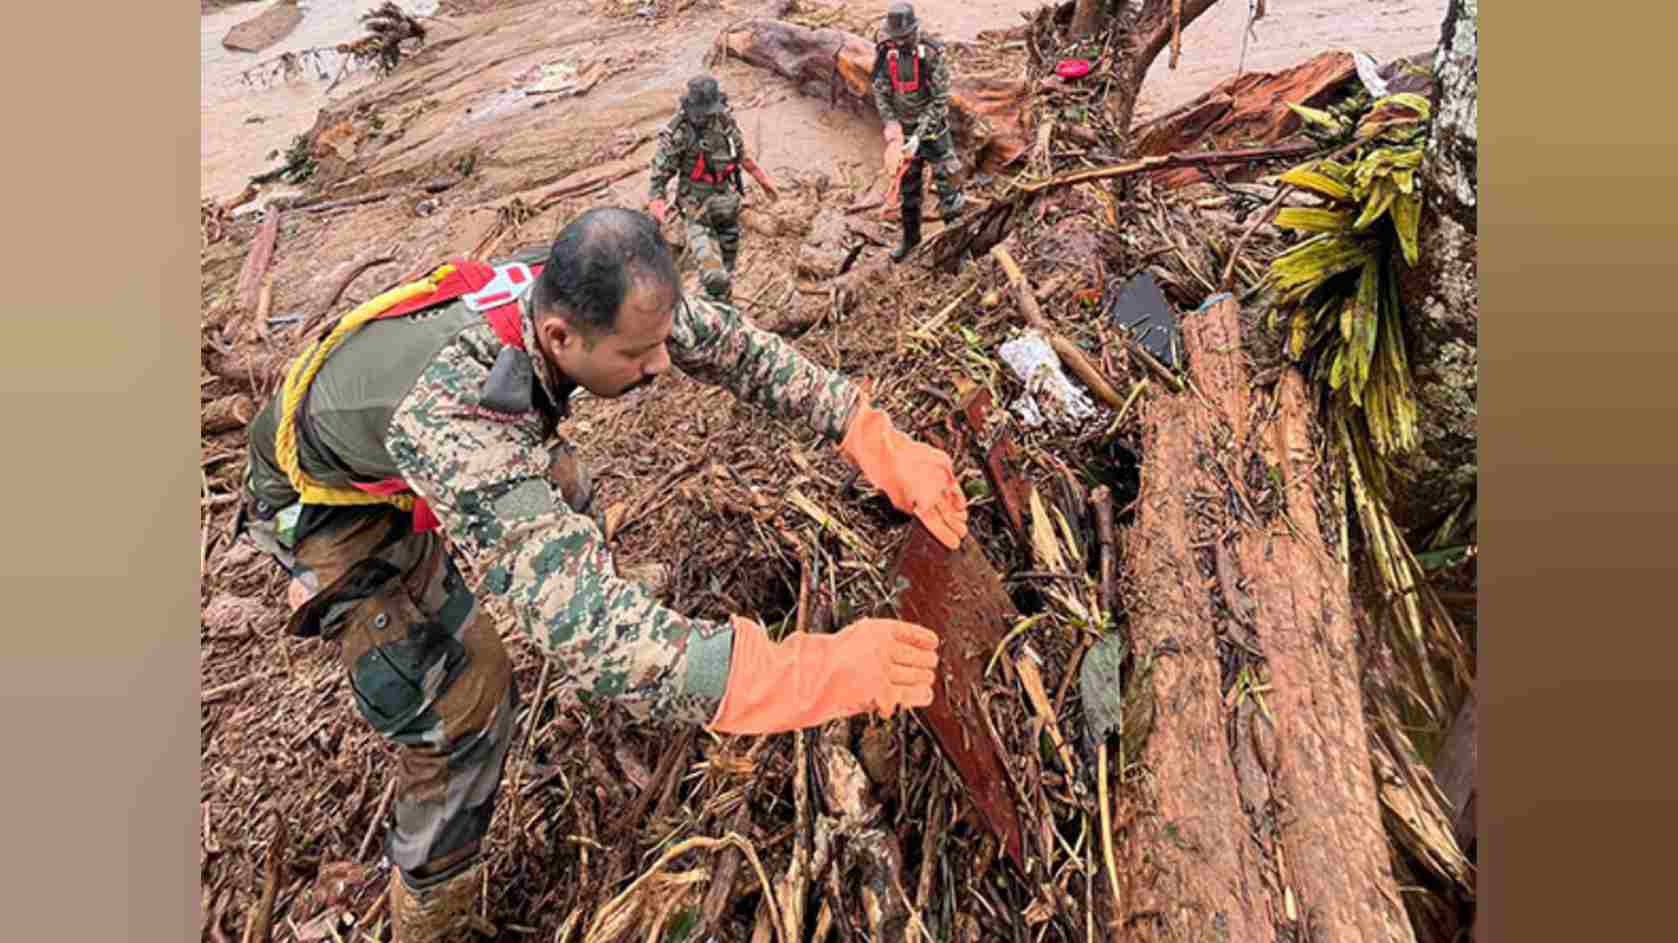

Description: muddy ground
[200,1,1453,940]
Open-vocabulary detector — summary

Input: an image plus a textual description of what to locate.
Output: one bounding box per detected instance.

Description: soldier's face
[546,277,674,398]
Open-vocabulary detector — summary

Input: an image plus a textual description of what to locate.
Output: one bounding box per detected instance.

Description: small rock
[415,198,439,218]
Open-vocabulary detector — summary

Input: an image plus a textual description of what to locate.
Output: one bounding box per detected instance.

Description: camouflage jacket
[870,38,951,140]
[648,108,748,208]
[244,246,861,725]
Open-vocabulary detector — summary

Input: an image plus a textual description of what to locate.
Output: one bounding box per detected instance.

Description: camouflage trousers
[897,122,964,220]
[238,441,598,890]
[680,185,743,302]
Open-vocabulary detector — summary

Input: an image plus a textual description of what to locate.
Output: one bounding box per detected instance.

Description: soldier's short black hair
[533,207,679,334]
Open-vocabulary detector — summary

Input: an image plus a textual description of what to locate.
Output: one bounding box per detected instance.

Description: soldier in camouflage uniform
[236,207,966,941]
[645,75,780,304]
[872,2,966,262]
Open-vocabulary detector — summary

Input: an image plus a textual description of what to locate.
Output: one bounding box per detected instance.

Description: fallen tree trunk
[715,18,1032,195]
[1392,0,1478,532]
[222,0,304,54]
[1113,293,1415,942]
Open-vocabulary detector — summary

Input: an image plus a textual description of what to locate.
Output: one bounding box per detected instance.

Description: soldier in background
[872,2,966,262]
[645,75,780,303]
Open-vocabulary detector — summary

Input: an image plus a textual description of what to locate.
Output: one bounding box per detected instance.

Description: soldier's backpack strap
[273,257,540,534]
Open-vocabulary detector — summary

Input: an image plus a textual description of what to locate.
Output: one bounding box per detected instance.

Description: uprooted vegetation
[200,2,1476,941]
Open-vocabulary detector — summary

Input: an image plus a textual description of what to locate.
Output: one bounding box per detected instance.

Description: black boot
[891,208,922,263]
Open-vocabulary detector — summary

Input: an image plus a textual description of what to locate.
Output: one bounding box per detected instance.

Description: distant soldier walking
[872,2,966,261]
[645,75,780,303]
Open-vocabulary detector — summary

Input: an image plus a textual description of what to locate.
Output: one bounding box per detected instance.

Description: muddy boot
[890,210,922,263]
[390,860,495,942]
[938,191,966,224]
[701,266,733,303]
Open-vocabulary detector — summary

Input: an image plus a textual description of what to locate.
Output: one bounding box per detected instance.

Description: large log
[715,19,1032,194]
[222,0,304,54]
[1114,293,1414,942]
[1392,0,1478,532]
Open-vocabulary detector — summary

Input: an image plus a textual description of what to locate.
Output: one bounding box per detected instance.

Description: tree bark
[1106,0,1222,157]
[1115,294,1415,942]
[1070,0,1107,38]
[1393,0,1478,532]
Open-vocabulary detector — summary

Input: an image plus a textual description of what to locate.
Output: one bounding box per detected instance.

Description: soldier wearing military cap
[872,2,966,261]
[645,75,781,303]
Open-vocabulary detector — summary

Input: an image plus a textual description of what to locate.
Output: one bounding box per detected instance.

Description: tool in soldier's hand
[904,133,921,157]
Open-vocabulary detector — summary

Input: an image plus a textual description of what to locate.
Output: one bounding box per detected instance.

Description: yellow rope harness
[272,263,458,509]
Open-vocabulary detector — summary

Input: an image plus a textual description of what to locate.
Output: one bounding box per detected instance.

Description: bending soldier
[236,208,965,941]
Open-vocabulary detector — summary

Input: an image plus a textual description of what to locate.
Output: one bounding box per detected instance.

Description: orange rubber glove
[839,393,968,550]
[708,615,940,735]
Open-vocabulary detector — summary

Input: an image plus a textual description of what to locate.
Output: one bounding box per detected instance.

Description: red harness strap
[689,152,738,186]
[888,47,921,93]
[338,258,541,532]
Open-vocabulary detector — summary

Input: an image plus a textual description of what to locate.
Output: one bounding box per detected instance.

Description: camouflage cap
[682,75,726,119]
[883,2,918,39]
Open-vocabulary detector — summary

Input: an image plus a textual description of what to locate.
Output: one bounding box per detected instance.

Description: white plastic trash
[997,330,1098,429]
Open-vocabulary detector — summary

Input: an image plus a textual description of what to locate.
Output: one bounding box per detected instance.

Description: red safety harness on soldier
[272,258,544,535]
[886,43,923,94]
[689,152,738,186]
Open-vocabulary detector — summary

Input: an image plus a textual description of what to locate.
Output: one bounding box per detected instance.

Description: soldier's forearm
[670,298,862,441]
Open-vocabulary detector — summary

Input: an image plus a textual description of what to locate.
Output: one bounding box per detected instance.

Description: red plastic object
[1055,58,1091,80]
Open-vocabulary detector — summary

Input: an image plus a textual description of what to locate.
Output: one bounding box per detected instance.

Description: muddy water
[200,0,438,201]
[200,0,1448,203]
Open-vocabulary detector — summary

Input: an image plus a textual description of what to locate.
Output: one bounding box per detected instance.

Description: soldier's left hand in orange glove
[839,388,968,550]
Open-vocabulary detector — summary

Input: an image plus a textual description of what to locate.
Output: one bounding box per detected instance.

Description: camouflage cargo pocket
[703,191,741,227]
[339,580,469,743]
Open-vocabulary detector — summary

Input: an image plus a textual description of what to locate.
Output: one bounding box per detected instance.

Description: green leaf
[1354,178,1398,230]
[1391,191,1421,266]
[1376,91,1432,120]
[1354,259,1381,393]
[1274,206,1354,233]
[1279,165,1353,201]
[1286,102,1348,133]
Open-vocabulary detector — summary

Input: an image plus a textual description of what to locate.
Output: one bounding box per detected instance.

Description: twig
[202,673,271,704]
[1091,486,1115,620]
[295,189,399,214]
[908,282,979,340]
[321,253,396,319]
[1017,141,1319,195]
[1016,654,1080,782]
[236,211,281,313]
[1219,185,1289,292]
[1170,0,1183,69]
[1121,335,1184,394]
[506,654,555,840]
[241,809,287,943]
[357,778,396,862]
